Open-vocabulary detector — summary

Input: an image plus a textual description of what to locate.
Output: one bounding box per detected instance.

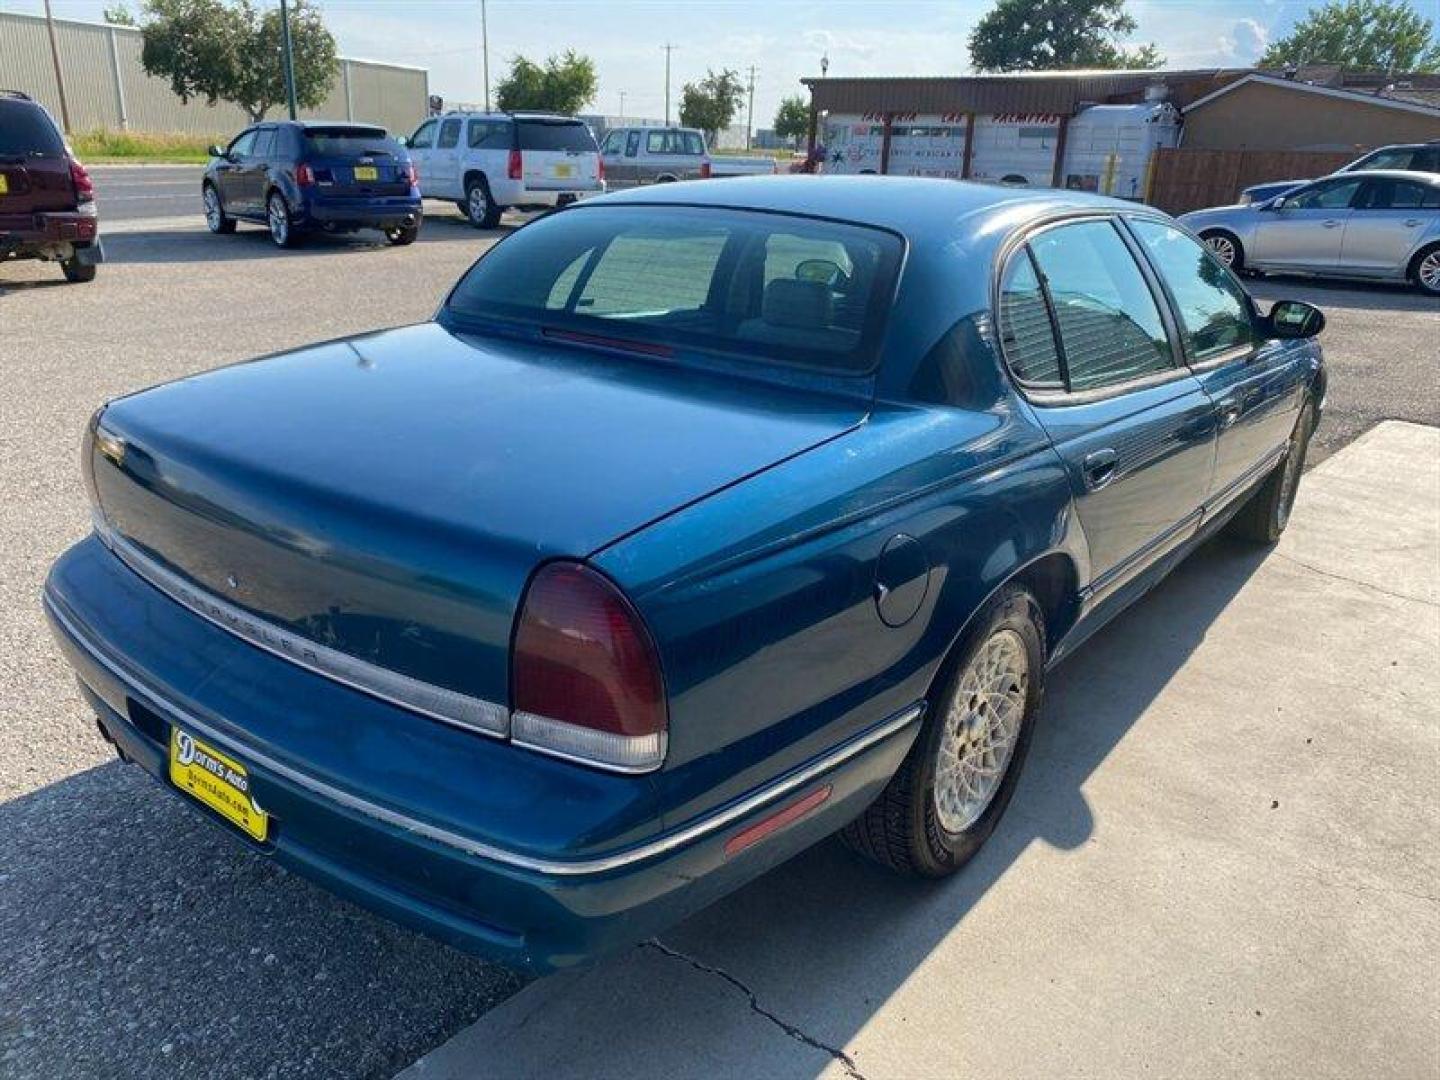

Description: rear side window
[1026,220,1173,392]
[998,251,1062,387]
[438,119,461,149]
[517,121,595,152]
[0,101,65,156]
[1416,148,1440,172]
[1359,178,1432,209]
[446,205,904,374]
[1130,219,1255,363]
[1355,148,1416,170]
[468,120,511,149]
[301,126,393,156]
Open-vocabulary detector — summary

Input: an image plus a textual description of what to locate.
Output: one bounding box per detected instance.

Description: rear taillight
[700,160,712,179]
[68,156,94,204]
[511,561,667,773]
[508,148,523,180]
[295,162,315,186]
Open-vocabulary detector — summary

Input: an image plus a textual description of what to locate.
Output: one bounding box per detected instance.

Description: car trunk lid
[516,119,602,192]
[88,322,866,712]
[301,125,412,198]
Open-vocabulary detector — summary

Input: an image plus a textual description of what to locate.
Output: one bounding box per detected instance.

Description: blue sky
[7,1,1339,127]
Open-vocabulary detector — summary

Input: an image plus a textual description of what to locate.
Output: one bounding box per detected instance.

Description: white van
[406,112,603,227]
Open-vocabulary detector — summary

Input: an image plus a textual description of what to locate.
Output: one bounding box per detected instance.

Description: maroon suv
[1,91,102,283]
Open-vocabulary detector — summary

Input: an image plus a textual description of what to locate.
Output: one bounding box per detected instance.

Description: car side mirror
[207,144,225,159]
[396,135,408,148]
[1264,300,1325,340]
[1265,196,1287,211]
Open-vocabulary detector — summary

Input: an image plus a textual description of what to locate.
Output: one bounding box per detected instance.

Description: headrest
[762,278,833,330]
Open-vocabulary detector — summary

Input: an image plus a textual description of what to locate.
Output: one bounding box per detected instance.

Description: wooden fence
[1148,148,1360,214]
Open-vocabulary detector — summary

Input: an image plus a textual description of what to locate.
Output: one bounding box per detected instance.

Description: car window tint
[518,121,596,151]
[1131,220,1255,363]
[228,130,257,158]
[625,131,640,156]
[681,131,705,155]
[250,129,275,159]
[438,119,461,149]
[600,130,623,154]
[1416,148,1440,172]
[1425,186,1440,209]
[448,205,903,374]
[409,120,437,149]
[1358,149,1415,170]
[1361,178,1431,209]
[645,131,668,154]
[467,121,509,149]
[1028,220,1173,392]
[998,250,1062,387]
[0,101,65,156]
[1287,178,1363,210]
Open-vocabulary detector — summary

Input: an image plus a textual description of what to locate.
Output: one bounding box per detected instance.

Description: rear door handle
[1404,218,1422,227]
[1082,448,1119,491]
[1322,220,1342,229]
[1219,398,1243,429]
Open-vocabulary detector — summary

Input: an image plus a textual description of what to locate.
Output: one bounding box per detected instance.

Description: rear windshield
[0,100,65,157]
[302,126,398,157]
[445,205,903,375]
[517,121,597,152]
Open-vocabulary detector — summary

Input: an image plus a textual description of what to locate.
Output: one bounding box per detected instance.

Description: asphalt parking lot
[1,203,1437,1079]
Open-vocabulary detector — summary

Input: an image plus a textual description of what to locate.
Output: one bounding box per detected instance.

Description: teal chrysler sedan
[44,177,1326,973]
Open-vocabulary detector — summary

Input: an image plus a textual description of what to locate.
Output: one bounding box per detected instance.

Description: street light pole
[480,0,491,112]
[278,0,299,120]
[745,65,757,151]
[619,90,627,120]
[42,0,72,134]
[661,42,678,125]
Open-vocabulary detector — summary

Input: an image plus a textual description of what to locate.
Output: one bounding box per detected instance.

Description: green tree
[1260,0,1440,73]
[773,94,810,147]
[969,0,1163,72]
[104,4,137,25]
[679,69,745,145]
[140,0,338,123]
[494,51,597,114]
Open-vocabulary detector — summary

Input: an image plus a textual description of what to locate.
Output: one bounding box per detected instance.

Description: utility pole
[279,0,298,120]
[480,0,491,111]
[661,42,678,125]
[42,0,72,134]
[618,90,627,120]
[744,65,757,150]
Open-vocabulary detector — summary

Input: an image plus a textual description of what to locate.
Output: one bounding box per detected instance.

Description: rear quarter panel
[594,396,1078,829]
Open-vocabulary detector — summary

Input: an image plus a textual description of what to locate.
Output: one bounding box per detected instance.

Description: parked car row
[1238,140,1440,205]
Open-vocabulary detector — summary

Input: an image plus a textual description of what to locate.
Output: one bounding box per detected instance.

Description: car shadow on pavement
[101,216,517,266]
[1247,275,1436,313]
[0,535,1268,1080]
[629,533,1274,1077]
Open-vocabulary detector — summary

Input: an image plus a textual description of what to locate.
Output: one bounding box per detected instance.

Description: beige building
[1181,74,1440,152]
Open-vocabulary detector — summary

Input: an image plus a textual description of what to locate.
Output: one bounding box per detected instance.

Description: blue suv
[202,121,422,247]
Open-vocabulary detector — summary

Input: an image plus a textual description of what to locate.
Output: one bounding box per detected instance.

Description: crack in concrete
[1271,551,1438,608]
[644,940,866,1079]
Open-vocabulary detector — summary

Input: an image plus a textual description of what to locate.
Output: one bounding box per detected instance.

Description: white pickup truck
[598,126,776,188]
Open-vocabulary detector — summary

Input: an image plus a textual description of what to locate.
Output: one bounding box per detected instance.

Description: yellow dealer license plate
[0,174,8,195]
[169,728,269,841]
[552,164,574,178]
[353,166,378,181]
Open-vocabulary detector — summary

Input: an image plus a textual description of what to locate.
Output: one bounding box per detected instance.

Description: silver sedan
[1180,170,1440,296]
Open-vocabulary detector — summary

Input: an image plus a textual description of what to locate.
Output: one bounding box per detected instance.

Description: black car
[202,121,423,248]
[0,90,103,283]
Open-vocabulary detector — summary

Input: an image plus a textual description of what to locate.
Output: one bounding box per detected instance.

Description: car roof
[1322,168,1440,184]
[590,174,1156,235]
[434,111,583,122]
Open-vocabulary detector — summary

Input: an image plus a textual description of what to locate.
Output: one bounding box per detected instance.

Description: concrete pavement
[400,421,1440,1080]
[90,165,204,223]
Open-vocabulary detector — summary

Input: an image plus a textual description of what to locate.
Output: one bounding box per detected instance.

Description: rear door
[299,125,410,198]
[1001,218,1216,597]
[1250,175,1363,270]
[241,126,276,212]
[0,99,72,224]
[515,119,600,191]
[213,129,257,216]
[1340,176,1440,275]
[407,118,438,195]
[1127,217,1303,510]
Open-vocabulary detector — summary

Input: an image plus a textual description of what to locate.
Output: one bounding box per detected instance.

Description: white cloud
[1222,18,1269,62]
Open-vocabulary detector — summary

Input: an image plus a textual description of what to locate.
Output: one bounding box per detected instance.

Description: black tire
[203,183,235,234]
[841,584,1045,878]
[464,176,502,229]
[385,221,420,246]
[1409,243,1440,297]
[1226,398,1316,544]
[266,191,301,248]
[60,255,96,283]
[1200,229,1244,271]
